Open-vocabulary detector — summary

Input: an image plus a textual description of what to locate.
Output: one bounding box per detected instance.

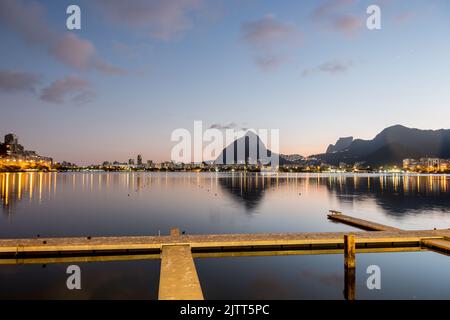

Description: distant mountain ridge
[214,125,450,168]
[315,125,450,166]
[326,136,353,153]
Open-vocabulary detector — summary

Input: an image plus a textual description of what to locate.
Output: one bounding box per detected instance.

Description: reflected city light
[1,172,449,219]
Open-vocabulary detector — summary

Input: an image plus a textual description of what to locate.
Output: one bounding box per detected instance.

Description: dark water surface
[1,172,449,299]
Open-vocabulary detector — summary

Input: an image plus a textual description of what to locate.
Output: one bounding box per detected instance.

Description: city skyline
[1,0,450,165]
[2,124,450,170]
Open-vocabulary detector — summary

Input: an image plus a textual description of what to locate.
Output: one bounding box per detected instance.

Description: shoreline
[1,170,449,176]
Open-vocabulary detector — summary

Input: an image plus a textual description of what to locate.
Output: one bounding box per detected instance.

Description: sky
[0,0,449,165]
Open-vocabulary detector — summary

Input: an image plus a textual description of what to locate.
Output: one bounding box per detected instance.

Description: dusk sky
[1,0,449,165]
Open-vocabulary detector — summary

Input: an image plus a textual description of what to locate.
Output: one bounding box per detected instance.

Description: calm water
[1,172,450,299]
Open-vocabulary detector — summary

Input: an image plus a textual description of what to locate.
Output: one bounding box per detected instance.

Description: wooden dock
[328,211,450,255]
[327,211,401,231]
[421,238,450,254]
[0,212,449,300]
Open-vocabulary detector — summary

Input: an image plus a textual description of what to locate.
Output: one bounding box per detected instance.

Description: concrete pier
[0,212,449,300]
[158,245,204,300]
[0,230,445,256]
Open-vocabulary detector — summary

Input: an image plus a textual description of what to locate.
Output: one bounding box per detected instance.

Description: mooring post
[344,266,356,300]
[344,234,355,268]
[344,234,356,300]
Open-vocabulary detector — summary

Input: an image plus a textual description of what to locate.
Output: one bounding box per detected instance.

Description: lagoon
[1,172,449,299]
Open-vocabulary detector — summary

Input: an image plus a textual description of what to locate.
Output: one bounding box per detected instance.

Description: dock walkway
[0,211,449,300]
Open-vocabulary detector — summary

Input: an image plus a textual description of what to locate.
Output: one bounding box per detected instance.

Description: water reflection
[0,172,56,216]
[1,172,450,299]
[0,259,160,299]
[218,173,270,212]
[1,172,449,218]
[323,174,450,216]
[219,173,450,215]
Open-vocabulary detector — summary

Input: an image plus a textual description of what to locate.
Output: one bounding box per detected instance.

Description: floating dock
[0,211,449,300]
[327,211,402,231]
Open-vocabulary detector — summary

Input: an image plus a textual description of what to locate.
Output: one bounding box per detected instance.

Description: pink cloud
[319,60,354,73]
[50,34,95,70]
[313,0,357,19]
[40,76,94,104]
[241,15,300,49]
[93,59,127,76]
[333,15,363,34]
[0,0,123,75]
[241,15,301,71]
[0,69,41,93]
[394,11,415,24]
[0,0,56,44]
[94,0,204,40]
[312,0,363,35]
[255,55,287,72]
[302,60,355,77]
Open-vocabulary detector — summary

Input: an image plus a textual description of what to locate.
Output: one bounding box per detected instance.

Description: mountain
[215,131,291,165]
[314,125,450,167]
[326,136,353,153]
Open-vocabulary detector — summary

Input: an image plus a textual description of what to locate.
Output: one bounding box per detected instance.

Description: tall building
[4,133,23,155]
[4,133,18,145]
[128,158,135,165]
[137,154,143,166]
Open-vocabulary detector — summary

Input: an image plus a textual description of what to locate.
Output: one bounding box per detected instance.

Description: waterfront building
[403,159,417,169]
[403,157,450,172]
[0,133,52,164]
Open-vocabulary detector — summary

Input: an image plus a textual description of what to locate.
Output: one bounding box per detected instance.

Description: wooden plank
[158,245,203,300]
[328,212,402,231]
